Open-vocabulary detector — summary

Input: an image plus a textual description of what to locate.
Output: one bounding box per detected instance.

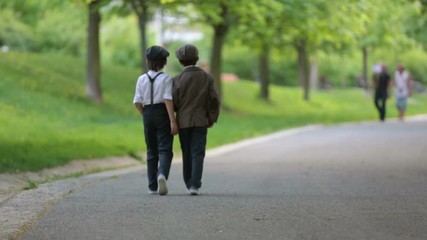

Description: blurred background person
[373,64,391,122]
[394,64,413,121]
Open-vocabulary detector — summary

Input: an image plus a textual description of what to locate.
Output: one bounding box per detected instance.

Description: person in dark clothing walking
[172,44,220,195]
[373,64,391,122]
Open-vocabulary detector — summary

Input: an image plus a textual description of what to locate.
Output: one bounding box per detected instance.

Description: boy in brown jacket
[173,44,220,195]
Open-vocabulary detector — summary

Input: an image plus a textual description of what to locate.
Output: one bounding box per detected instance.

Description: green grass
[1,51,426,173]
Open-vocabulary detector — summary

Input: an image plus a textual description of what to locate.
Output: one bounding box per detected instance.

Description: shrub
[400,49,427,84]
[222,45,299,86]
[0,9,36,51]
[35,9,86,56]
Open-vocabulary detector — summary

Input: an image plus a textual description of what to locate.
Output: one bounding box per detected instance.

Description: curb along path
[0,157,140,205]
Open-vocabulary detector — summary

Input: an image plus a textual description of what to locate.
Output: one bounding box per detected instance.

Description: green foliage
[367,47,427,84]
[23,180,38,190]
[399,49,427,84]
[0,0,53,25]
[0,1,86,56]
[1,51,427,173]
[317,53,361,88]
[221,46,256,80]
[101,16,141,67]
[0,9,36,50]
[35,7,86,55]
[233,0,284,50]
[270,57,299,86]
[221,44,301,86]
[405,0,427,49]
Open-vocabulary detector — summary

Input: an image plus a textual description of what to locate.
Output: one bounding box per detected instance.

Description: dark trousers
[143,104,173,191]
[179,127,207,189]
[374,90,387,121]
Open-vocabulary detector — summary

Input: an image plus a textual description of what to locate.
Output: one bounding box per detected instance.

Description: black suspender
[146,72,163,105]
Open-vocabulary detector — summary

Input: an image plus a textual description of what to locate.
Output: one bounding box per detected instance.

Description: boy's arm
[372,74,378,90]
[172,77,179,111]
[165,100,179,135]
[389,76,394,89]
[133,77,144,115]
[134,103,144,115]
[207,77,220,127]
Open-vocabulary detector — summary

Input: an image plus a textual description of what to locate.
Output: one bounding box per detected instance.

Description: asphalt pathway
[21,121,427,240]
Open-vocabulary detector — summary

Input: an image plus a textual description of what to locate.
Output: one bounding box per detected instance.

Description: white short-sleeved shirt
[394,70,410,98]
[133,70,173,105]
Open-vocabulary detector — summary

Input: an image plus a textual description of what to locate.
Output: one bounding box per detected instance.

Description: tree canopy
[1,0,427,101]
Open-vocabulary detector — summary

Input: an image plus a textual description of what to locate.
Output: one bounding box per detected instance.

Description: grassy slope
[1,51,426,172]
[0,51,143,172]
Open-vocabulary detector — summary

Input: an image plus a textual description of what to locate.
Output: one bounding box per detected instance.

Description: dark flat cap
[176,44,199,61]
[146,45,169,60]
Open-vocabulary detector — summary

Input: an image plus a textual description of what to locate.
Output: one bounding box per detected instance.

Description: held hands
[170,121,179,135]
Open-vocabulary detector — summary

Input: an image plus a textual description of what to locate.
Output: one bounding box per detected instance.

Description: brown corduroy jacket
[172,66,220,129]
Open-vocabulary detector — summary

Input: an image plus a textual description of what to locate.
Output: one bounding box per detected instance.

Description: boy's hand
[170,121,179,135]
[134,103,144,115]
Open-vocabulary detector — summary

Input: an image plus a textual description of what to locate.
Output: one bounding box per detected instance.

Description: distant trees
[208,3,230,97]
[103,0,161,73]
[337,0,415,90]
[162,0,237,97]
[406,0,427,49]
[85,0,162,102]
[234,0,284,101]
[127,0,161,73]
[165,0,426,101]
[2,0,426,102]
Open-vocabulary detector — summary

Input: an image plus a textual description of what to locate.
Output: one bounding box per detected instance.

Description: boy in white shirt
[133,46,178,195]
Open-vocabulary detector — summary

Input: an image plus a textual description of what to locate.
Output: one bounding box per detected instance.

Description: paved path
[10,120,427,239]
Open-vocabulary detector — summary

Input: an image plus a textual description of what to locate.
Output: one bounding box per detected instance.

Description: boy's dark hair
[147,58,167,71]
[179,57,199,67]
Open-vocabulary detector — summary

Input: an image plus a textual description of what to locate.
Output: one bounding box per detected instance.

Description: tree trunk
[209,5,229,97]
[296,40,310,101]
[362,46,368,90]
[155,8,164,46]
[309,61,318,90]
[86,0,102,103]
[259,44,270,101]
[137,13,148,73]
[131,0,148,73]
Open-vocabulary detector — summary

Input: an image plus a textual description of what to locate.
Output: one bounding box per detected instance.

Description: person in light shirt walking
[394,64,413,121]
[133,46,178,196]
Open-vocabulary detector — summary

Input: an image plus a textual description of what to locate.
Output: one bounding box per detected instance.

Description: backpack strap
[146,72,163,105]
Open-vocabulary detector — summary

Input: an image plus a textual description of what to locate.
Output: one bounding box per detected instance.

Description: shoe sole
[189,189,199,196]
[158,177,168,196]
